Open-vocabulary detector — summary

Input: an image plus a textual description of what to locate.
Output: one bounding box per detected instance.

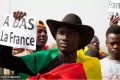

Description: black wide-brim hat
[46,13,94,49]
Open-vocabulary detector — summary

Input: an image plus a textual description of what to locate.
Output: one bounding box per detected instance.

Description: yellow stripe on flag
[77,50,102,80]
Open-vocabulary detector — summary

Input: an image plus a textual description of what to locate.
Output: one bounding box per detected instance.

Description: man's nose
[93,43,97,46]
[41,31,46,37]
[62,34,69,40]
[113,44,119,49]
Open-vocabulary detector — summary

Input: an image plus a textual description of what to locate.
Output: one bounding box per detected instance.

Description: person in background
[85,36,107,59]
[35,20,48,51]
[100,25,120,80]
[14,20,48,56]
[78,35,106,59]
[0,13,102,79]
[85,48,100,59]
[4,11,48,76]
[100,14,120,80]
[83,13,120,59]
[13,11,48,57]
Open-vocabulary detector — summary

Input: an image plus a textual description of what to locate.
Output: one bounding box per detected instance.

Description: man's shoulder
[100,57,109,61]
[100,57,109,64]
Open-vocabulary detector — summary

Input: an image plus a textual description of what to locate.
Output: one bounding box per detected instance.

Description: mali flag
[77,50,102,80]
[19,48,102,80]
[40,63,87,80]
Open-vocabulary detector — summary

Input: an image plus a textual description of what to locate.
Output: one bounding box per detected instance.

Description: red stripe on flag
[40,63,87,80]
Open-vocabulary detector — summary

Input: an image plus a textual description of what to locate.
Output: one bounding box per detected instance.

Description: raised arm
[109,14,120,27]
[0,11,34,75]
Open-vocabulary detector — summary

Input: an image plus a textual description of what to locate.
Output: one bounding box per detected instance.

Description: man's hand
[109,14,120,27]
[13,11,26,21]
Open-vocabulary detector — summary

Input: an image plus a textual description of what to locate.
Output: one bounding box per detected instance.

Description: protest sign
[108,0,120,25]
[0,15,37,50]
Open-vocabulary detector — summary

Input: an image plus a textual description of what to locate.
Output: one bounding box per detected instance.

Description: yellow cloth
[83,46,105,56]
[77,50,102,80]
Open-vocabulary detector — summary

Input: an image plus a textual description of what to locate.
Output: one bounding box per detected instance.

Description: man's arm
[0,45,34,75]
[0,11,35,75]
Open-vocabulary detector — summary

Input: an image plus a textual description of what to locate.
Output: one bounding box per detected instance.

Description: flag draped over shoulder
[37,50,102,80]
[40,63,87,80]
[77,50,102,80]
[19,48,102,80]
[18,48,58,79]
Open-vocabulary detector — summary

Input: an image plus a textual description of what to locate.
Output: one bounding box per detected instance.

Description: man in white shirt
[100,25,120,80]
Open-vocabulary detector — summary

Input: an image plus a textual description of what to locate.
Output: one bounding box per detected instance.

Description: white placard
[108,0,120,25]
[0,15,37,50]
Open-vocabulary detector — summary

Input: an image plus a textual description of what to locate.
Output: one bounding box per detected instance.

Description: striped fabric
[40,63,87,80]
[20,48,102,80]
[77,50,102,80]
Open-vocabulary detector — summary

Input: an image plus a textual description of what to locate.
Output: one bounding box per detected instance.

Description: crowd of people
[0,11,119,80]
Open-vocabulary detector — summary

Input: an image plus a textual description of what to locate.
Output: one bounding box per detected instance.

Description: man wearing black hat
[0,13,102,79]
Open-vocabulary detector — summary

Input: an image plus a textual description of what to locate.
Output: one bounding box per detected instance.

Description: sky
[0,0,110,52]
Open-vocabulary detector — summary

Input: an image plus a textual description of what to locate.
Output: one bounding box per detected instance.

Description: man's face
[106,33,120,59]
[56,26,80,54]
[36,27,48,48]
[88,36,99,50]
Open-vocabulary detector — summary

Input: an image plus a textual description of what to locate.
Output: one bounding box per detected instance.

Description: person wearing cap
[13,11,48,53]
[14,20,48,57]
[3,12,49,76]
[0,13,102,79]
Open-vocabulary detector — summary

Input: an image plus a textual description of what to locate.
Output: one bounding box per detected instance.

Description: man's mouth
[60,43,70,47]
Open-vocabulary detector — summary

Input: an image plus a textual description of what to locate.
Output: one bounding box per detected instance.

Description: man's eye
[109,42,115,46]
[44,30,47,34]
[38,30,42,33]
[37,30,47,34]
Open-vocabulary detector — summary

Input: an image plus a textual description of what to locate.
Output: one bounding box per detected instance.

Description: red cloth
[27,63,87,80]
[27,73,41,80]
[43,45,49,50]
